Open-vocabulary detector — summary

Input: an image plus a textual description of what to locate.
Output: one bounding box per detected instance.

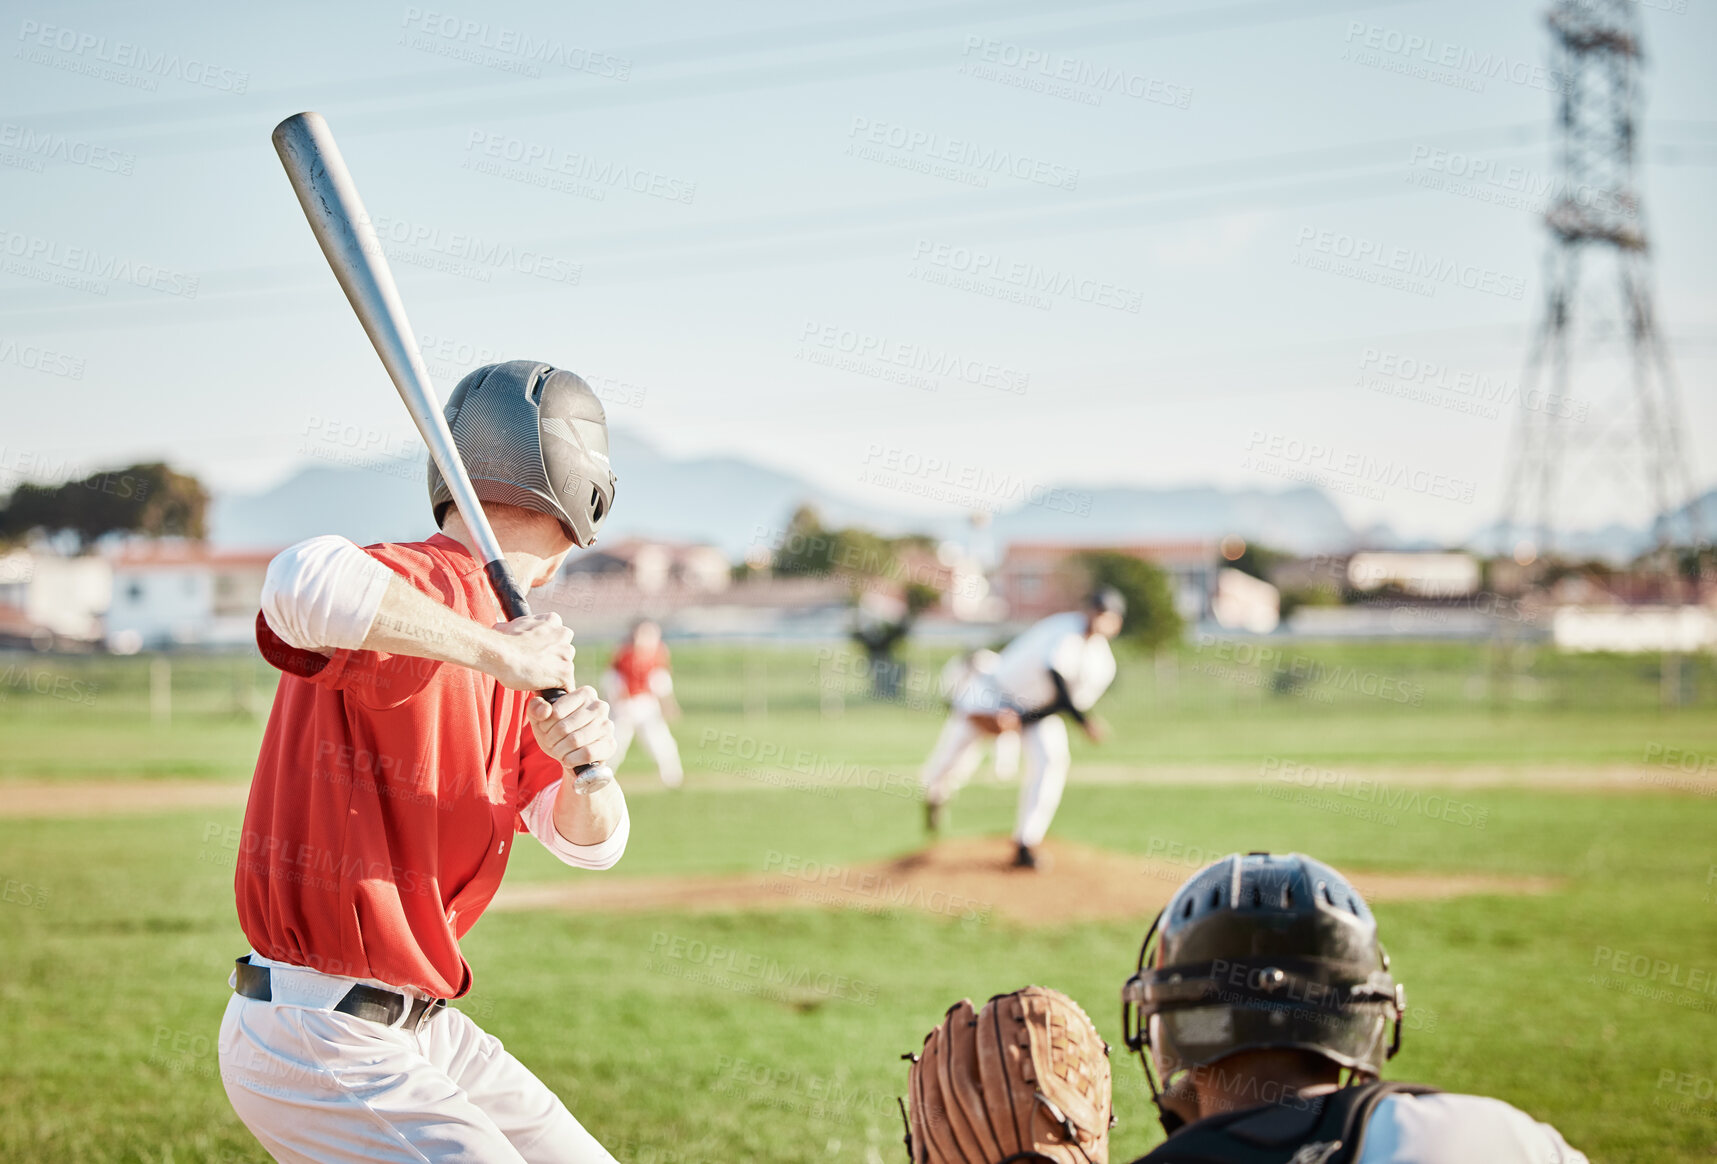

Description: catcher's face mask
[1121,853,1405,1135]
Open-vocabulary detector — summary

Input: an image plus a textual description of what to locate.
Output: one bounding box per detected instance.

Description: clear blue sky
[2,0,1712,544]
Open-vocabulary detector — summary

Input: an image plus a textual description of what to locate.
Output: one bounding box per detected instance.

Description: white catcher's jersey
[1356,1093,1589,1164]
[963,611,1116,716]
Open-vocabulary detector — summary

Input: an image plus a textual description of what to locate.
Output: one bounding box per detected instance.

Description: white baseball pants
[920,713,1070,847]
[1012,716,1070,847]
[611,694,683,787]
[920,713,986,806]
[992,727,1021,781]
[218,960,616,1163]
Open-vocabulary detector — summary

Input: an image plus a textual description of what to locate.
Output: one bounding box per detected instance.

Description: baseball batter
[218,362,625,1164]
[602,618,683,788]
[920,588,1125,868]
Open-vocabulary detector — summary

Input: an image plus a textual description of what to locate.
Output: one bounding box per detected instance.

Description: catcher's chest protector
[1129,1082,1441,1164]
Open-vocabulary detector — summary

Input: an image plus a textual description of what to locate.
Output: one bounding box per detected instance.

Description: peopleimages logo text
[911,239,1142,313]
[1294,226,1525,301]
[16,20,250,92]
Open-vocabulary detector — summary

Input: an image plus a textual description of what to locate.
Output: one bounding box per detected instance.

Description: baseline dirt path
[490,837,1562,927]
[1076,763,1716,792]
[0,781,249,818]
[1,763,1709,820]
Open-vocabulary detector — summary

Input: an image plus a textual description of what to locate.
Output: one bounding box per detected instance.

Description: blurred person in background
[920,588,1124,869]
[603,618,683,788]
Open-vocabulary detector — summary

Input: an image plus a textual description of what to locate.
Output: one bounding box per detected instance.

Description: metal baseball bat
[272,110,612,794]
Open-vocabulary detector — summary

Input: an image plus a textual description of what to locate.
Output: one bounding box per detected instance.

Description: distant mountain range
[208,431,934,555]
[209,429,1713,562]
[1466,490,1717,561]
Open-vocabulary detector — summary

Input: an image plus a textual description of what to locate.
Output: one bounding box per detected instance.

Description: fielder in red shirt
[219,362,626,1164]
[602,618,683,787]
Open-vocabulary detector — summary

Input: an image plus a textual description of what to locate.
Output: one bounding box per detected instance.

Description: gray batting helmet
[428,360,617,547]
[1122,852,1404,1132]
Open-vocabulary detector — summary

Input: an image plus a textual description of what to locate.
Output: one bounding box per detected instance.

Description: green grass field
[3,641,1716,1162]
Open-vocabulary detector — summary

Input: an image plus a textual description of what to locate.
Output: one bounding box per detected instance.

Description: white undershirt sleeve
[519,781,630,870]
[260,535,394,652]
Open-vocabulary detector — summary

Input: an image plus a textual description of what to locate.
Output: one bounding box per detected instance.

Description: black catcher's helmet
[1121,852,1405,1133]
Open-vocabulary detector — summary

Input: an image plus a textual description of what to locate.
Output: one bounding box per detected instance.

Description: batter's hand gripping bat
[272,110,613,794]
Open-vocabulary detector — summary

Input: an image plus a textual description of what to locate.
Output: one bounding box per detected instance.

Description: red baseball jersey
[609,641,670,698]
[236,534,563,998]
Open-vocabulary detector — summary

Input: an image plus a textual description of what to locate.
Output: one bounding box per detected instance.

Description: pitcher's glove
[903,986,1112,1164]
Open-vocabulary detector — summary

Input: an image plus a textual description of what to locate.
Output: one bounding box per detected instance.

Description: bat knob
[571,762,614,795]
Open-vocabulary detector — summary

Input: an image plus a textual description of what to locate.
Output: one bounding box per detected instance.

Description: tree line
[0,462,208,550]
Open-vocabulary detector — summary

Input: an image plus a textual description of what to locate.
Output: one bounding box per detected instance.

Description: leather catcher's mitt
[904,986,1112,1164]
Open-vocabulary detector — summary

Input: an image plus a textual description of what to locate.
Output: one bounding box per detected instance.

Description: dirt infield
[491,837,1561,926]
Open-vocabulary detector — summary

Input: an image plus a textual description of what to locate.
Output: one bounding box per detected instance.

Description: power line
[3,0,1423,157]
[0,122,1553,331]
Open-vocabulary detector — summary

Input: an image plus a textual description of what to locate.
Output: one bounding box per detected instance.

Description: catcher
[901,986,1114,1164]
[1117,851,1590,1161]
[900,852,1591,1163]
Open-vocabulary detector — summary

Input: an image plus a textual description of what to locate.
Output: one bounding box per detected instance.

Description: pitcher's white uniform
[938,650,1020,781]
[922,612,1116,848]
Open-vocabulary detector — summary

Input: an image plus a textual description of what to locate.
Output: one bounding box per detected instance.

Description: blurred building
[1553,605,1717,653]
[930,540,1004,622]
[0,548,112,646]
[561,538,730,595]
[1269,553,1347,596]
[1212,567,1280,634]
[538,534,1015,642]
[1276,550,1528,640]
[546,538,772,637]
[855,539,1003,621]
[992,541,1241,627]
[1346,552,1480,598]
[106,543,276,651]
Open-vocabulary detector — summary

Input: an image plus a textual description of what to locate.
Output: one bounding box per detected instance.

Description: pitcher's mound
[493,838,1560,927]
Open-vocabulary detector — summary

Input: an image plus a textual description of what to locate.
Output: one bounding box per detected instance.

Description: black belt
[233,956,446,1032]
